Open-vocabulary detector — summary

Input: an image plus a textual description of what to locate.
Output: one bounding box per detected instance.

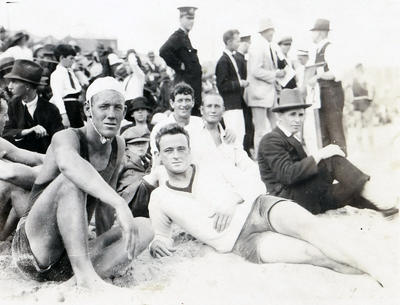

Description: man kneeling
[11,77,153,289]
[148,123,394,287]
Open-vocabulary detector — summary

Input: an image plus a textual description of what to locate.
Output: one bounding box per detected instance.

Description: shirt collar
[224,49,235,57]
[316,38,330,51]
[22,95,38,107]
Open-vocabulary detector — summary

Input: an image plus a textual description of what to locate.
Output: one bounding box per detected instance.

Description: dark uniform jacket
[159,28,202,113]
[234,52,247,80]
[215,52,244,110]
[3,96,64,153]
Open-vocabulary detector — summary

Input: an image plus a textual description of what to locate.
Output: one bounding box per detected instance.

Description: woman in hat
[120,96,153,134]
[0,31,32,61]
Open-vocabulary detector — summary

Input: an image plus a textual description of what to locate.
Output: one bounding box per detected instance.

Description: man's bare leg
[91,217,154,278]
[0,180,30,240]
[269,201,395,287]
[256,231,362,274]
[25,175,112,289]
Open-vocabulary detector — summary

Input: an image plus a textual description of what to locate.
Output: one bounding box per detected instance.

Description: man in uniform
[159,6,202,116]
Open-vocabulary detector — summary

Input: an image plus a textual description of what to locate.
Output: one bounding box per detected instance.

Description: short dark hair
[223,29,239,45]
[170,82,194,101]
[54,44,76,61]
[155,123,190,151]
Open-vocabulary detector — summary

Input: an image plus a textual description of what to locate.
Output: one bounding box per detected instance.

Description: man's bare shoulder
[51,128,81,151]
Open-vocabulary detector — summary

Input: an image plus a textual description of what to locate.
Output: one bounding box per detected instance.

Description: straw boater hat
[0,57,15,73]
[258,18,274,33]
[4,59,44,85]
[310,19,330,31]
[272,89,311,112]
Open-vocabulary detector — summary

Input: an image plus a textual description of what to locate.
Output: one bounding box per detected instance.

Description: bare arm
[0,138,44,166]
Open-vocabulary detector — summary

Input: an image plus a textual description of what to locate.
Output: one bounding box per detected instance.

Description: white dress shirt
[122,53,145,100]
[50,64,82,115]
[22,95,38,118]
[223,49,241,81]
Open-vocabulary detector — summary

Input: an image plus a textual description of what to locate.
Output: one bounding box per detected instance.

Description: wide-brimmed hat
[0,57,14,73]
[272,89,311,112]
[126,97,152,117]
[8,31,29,47]
[121,126,150,144]
[4,59,43,85]
[258,18,274,33]
[310,19,330,31]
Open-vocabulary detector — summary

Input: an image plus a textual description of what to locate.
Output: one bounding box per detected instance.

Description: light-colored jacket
[247,33,278,108]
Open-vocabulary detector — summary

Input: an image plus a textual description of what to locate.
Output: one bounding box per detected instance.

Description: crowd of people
[0,5,398,294]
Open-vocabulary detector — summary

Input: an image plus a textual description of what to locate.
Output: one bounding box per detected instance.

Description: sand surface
[1,124,399,305]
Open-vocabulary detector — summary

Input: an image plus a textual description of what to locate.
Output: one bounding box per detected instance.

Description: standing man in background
[215,29,249,147]
[247,18,285,156]
[234,33,254,157]
[309,19,347,154]
[160,6,202,116]
[50,44,83,128]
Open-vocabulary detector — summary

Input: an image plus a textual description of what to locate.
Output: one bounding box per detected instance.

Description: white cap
[86,77,124,102]
[107,53,124,66]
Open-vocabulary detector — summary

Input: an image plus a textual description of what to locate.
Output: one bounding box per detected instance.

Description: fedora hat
[4,59,44,85]
[258,18,274,33]
[272,89,311,112]
[310,19,330,31]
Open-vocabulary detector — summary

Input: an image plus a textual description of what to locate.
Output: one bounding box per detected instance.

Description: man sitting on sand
[257,88,398,216]
[148,123,395,288]
[11,77,154,289]
[0,95,44,240]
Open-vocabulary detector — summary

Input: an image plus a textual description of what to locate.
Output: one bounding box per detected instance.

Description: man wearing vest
[309,19,347,154]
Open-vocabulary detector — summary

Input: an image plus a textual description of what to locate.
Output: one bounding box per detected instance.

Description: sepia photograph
[0,0,399,304]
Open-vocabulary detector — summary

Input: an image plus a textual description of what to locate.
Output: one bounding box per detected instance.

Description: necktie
[67,69,76,89]
[269,46,276,68]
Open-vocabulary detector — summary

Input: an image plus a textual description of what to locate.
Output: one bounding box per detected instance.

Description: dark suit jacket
[258,127,326,213]
[258,127,371,214]
[159,29,202,88]
[215,52,244,110]
[234,52,247,80]
[3,96,64,153]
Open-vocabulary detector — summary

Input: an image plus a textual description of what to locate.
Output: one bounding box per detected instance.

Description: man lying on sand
[148,123,395,288]
[0,95,44,240]
[11,77,153,289]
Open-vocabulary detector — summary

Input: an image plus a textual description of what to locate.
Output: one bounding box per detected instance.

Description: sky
[1,0,399,69]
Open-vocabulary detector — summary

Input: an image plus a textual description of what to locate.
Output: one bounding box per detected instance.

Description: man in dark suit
[234,33,254,156]
[215,29,249,147]
[3,60,64,153]
[159,6,202,116]
[258,88,398,216]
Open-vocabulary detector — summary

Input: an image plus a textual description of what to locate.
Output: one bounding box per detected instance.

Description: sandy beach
[1,124,399,305]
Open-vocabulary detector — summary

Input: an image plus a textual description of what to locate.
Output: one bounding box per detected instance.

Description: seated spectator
[148,123,395,288]
[0,57,14,100]
[257,88,398,216]
[121,96,153,134]
[117,126,153,217]
[0,96,44,240]
[3,60,64,154]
